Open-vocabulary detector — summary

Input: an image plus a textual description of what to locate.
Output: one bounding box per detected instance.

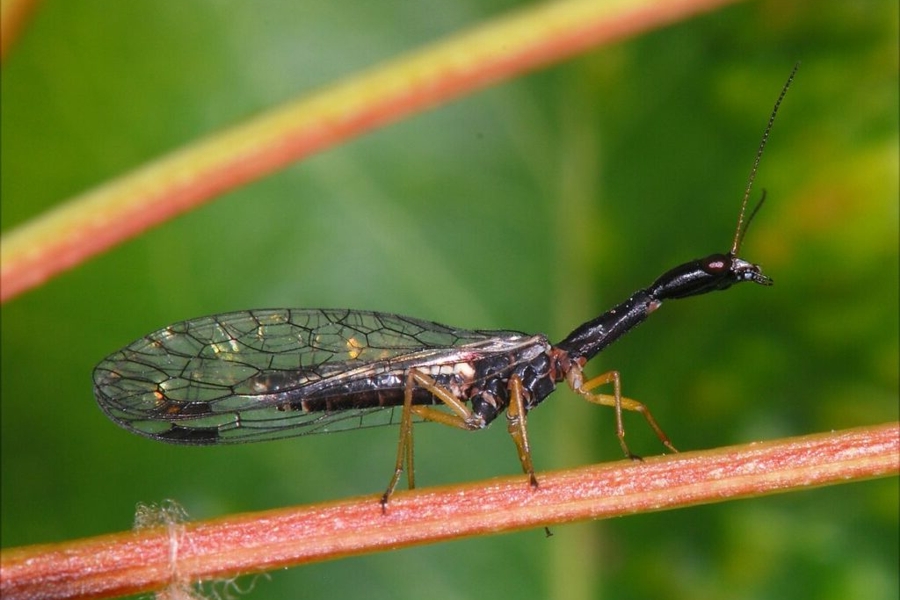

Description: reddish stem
[2,422,897,600]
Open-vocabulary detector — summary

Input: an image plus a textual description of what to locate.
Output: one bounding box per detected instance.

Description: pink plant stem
[2,422,897,600]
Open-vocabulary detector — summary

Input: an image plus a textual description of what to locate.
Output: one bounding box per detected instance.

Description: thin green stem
[0,0,740,302]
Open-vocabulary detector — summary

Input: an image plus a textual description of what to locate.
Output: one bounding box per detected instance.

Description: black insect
[93,65,798,507]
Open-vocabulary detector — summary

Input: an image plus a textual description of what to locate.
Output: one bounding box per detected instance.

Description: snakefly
[93,65,798,507]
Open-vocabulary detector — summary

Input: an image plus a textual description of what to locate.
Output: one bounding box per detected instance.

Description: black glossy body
[93,252,770,444]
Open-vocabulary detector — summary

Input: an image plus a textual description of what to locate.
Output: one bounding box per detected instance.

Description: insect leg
[506,375,539,488]
[381,372,416,510]
[565,365,678,459]
[380,369,486,510]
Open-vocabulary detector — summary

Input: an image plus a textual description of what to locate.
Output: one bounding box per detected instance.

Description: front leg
[565,363,677,460]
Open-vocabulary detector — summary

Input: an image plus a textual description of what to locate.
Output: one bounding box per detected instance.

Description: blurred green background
[2,1,897,599]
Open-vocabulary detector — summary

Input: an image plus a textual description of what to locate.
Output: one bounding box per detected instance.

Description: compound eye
[702,254,731,274]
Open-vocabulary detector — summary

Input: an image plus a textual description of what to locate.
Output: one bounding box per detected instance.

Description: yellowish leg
[506,375,538,488]
[381,373,415,508]
[566,364,677,460]
[381,369,484,509]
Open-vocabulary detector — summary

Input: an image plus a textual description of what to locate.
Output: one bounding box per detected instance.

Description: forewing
[92,308,525,444]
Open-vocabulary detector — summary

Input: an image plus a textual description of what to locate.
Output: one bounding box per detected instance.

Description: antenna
[731,62,800,256]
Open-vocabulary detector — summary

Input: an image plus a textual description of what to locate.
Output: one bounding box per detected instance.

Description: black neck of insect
[556,64,798,362]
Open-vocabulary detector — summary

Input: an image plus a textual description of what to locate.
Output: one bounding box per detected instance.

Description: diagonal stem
[0,0,741,302]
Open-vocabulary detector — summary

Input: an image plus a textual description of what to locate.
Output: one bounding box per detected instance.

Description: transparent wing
[93,308,531,445]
